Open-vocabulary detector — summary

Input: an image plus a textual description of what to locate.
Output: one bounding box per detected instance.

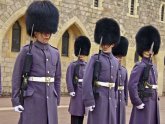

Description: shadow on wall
[0,65,1,95]
[163,57,165,96]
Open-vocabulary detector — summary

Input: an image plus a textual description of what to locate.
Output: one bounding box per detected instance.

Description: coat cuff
[84,99,95,107]
[11,97,20,107]
[132,97,143,106]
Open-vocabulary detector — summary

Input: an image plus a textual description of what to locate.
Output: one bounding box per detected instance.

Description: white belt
[96,81,115,88]
[78,79,83,82]
[118,86,124,90]
[145,85,158,89]
[28,77,55,83]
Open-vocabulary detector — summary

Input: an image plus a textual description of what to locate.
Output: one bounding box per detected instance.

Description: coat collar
[101,51,113,59]
[142,57,152,65]
[34,41,49,50]
[76,59,86,65]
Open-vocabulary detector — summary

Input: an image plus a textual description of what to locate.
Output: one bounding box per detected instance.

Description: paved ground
[0,96,165,124]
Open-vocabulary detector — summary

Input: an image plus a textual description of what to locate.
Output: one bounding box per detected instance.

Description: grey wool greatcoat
[83,52,119,124]
[66,60,86,116]
[128,57,160,124]
[0,65,1,95]
[11,41,61,124]
[116,64,128,124]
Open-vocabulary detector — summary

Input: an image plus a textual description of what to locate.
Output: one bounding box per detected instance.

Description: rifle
[73,48,81,90]
[92,37,103,98]
[19,24,34,106]
[138,43,154,101]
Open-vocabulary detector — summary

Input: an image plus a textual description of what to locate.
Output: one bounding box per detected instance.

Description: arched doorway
[57,23,88,94]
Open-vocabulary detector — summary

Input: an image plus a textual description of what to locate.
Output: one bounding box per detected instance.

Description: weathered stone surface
[0,0,164,95]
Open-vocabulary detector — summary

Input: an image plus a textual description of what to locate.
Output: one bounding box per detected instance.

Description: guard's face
[101,44,114,53]
[79,55,85,61]
[143,51,153,58]
[34,32,51,44]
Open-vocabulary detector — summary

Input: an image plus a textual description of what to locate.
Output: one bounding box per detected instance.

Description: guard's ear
[111,43,115,48]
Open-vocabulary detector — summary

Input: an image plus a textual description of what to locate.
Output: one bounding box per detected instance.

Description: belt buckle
[118,86,122,90]
[45,77,51,83]
[109,83,113,89]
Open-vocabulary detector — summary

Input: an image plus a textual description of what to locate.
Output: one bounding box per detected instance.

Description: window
[92,0,103,9]
[130,0,135,15]
[61,31,69,56]
[11,21,21,52]
[134,51,139,63]
[127,0,139,17]
[94,0,99,7]
[161,4,165,21]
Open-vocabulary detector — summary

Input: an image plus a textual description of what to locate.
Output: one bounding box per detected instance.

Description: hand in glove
[136,103,145,109]
[86,105,95,112]
[14,105,24,112]
[69,92,75,97]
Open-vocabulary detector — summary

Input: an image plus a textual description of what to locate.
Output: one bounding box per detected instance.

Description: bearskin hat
[112,36,129,57]
[136,25,161,57]
[94,18,120,45]
[74,36,91,56]
[25,0,59,36]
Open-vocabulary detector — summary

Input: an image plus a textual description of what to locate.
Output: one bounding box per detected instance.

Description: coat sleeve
[124,70,128,105]
[54,53,61,106]
[128,64,144,106]
[11,48,27,107]
[66,63,75,93]
[82,56,95,107]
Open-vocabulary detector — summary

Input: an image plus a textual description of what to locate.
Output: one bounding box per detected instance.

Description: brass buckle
[118,86,124,90]
[108,83,114,89]
[144,81,153,89]
[45,77,51,83]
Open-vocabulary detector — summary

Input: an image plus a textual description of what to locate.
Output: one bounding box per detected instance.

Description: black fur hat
[74,36,91,56]
[136,25,161,57]
[25,0,59,36]
[112,36,129,57]
[94,18,120,45]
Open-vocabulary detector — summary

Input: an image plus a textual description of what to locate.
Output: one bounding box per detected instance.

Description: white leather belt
[78,79,83,82]
[145,85,158,89]
[96,81,115,89]
[28,77,55,83]
[118,86,124,90]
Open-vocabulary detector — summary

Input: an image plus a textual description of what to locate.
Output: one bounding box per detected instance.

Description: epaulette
[73,61,77,63]
[50,45,58,50]
[133,61,142,68]
[92,53,99,57]
[23,44,30,48]
[121,65,126,69]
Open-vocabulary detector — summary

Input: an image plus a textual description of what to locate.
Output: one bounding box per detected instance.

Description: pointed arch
[55,16,90,46]
[0,6,27,62]
[0,6,27,41]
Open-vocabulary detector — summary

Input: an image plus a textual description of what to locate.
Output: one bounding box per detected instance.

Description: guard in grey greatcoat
[112,36,129,124]
[82,18,120,124]
[66,36,91,124]
[128,25,161,124]
[11,1,61,124]
[0,65,1,96]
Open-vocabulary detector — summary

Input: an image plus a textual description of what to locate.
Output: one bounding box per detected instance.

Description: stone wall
[0,0,164,95]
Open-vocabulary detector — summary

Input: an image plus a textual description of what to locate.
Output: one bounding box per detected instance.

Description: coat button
[47,96,49,99]
[47,71,50,74]
[111,76,113,78]
[47,83,49,86]
[46,59,49,61]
